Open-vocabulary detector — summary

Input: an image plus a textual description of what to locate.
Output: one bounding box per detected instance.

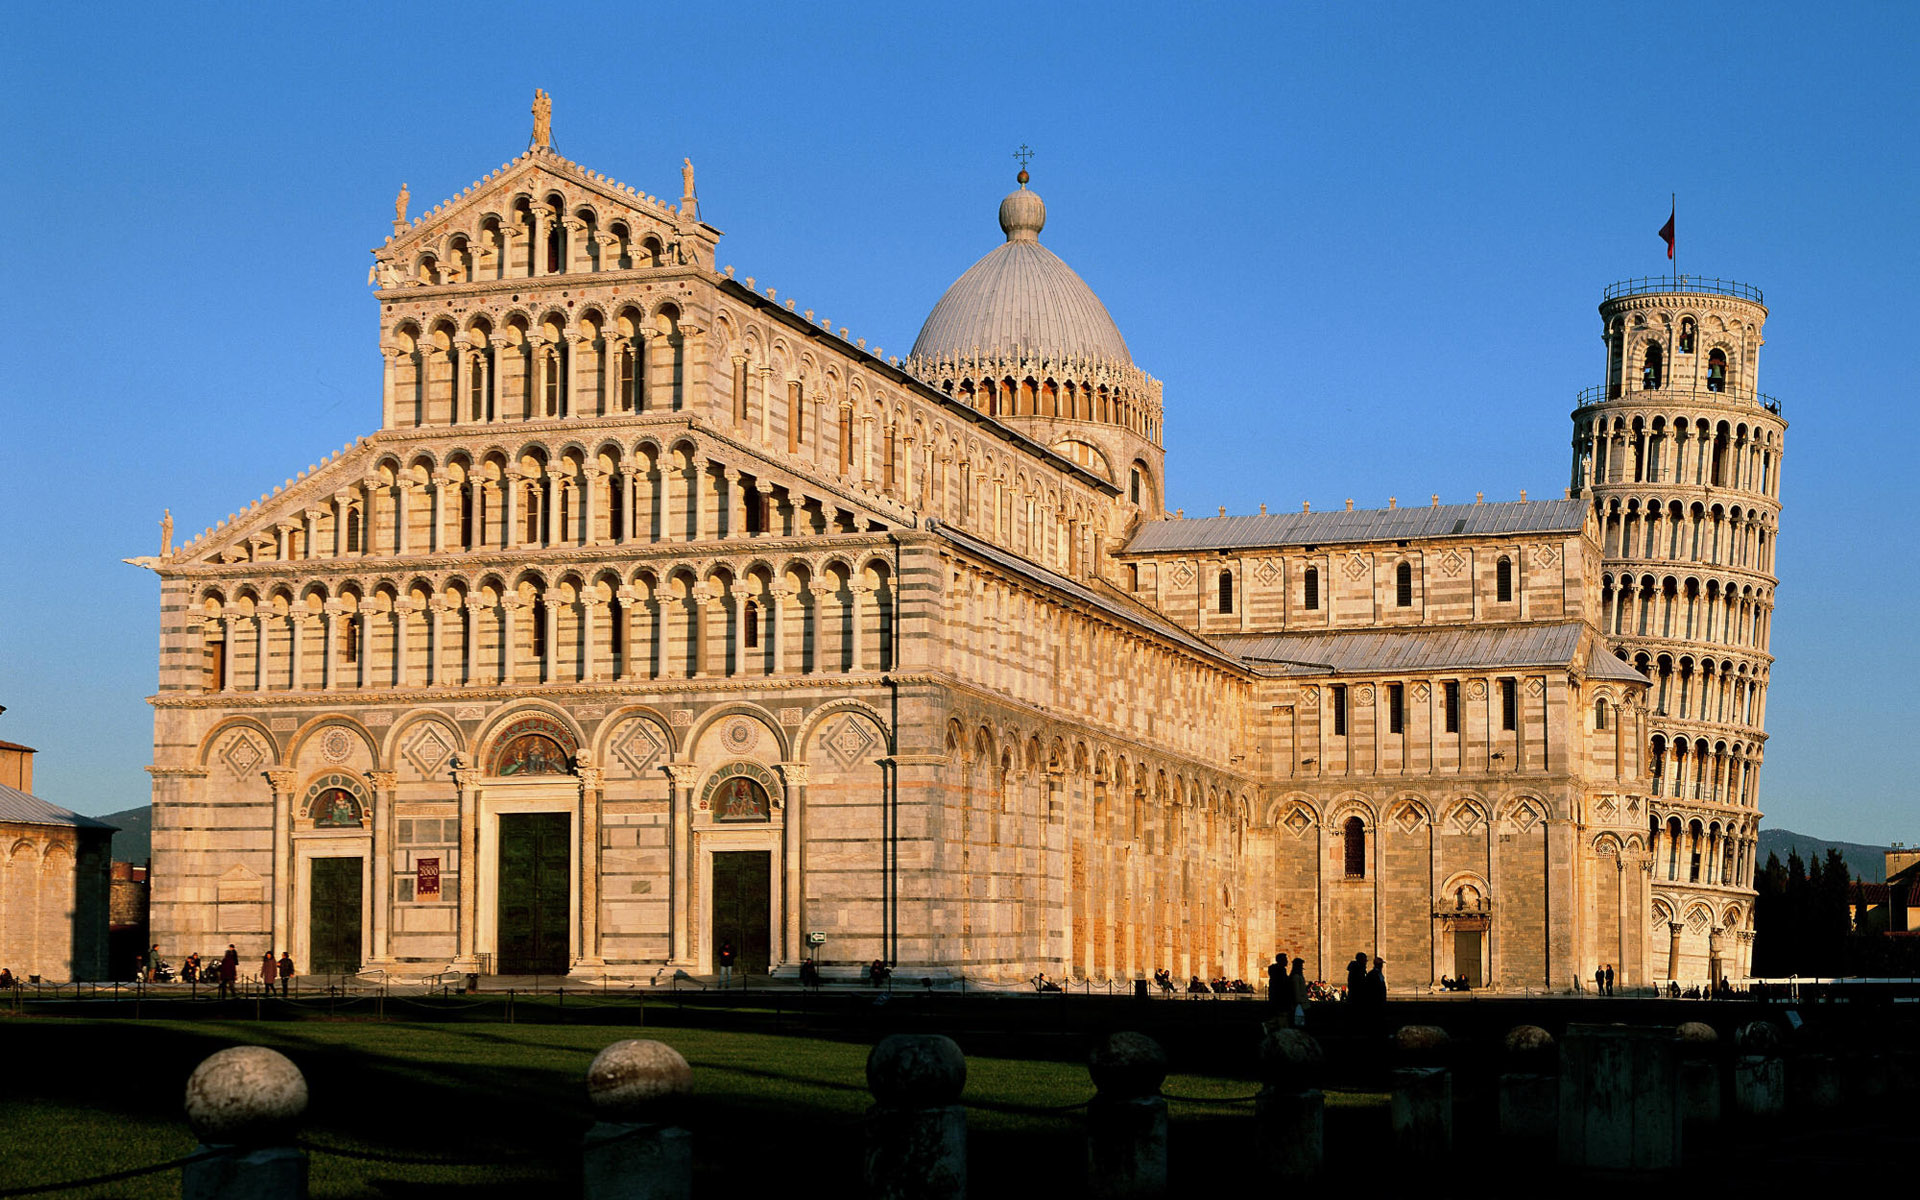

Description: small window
[530,605,547,659]
[1219,568,1235,614]
[1343,816,1366,878]
[1707,349,1727,393]
[344,619,360,664]
[1304,566,1320,611]
[1443,681,1460,733]
[346,506,362,554]
[1395,561,1413,607]
[1129,468,1142,506]
[1388,683,1405,734]
[1595,696,1609,730]
[1332,684,1348,736]
[1679,319,1695,354]
[1496,556,1513,603]
[1126,563,1139,591]
[744,600,760,649]
[1500,678,1517,731]
[1642,342,1663,390]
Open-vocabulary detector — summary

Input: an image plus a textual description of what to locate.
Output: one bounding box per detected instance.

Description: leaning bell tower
[1571,275,1786,984]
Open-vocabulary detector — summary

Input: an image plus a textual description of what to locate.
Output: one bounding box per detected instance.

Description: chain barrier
[296,1138,565,1167]
[0,1147,228,1198]
[1160,1090,1262,1105]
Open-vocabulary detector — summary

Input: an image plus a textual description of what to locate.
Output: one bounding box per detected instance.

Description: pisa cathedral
[141,98,1781,991]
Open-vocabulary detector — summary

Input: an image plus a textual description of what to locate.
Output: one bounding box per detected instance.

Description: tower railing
[1603,275,1765,304]
[1576,384,1782,415]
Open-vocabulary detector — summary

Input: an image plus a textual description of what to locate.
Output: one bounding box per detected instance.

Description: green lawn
[0,1016,1377,1196]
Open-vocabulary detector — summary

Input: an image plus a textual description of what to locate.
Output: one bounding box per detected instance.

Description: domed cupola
[905,166,1165,503]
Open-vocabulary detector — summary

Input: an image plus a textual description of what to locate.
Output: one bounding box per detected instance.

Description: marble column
[452,766,480,971]
[777,763,808,966]
[581,467,602,547]
[288,614,307,691]
[263,769,295,958]
[665,763,698,966]
[574,763,604,968]
[365,770,398,966]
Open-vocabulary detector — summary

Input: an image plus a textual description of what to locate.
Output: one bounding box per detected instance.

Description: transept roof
[1122,499,1589,554]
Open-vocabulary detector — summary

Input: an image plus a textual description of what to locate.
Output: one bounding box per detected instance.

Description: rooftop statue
[532,88,552,149]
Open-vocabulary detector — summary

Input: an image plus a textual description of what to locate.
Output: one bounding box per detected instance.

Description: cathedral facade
[142,100,1778,990]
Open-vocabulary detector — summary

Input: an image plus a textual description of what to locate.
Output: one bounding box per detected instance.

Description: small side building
[0,740,116,981]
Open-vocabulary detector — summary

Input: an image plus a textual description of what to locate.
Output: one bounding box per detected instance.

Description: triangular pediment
[371,145,721,288]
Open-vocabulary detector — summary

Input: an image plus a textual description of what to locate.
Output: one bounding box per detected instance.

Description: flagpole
[1672,191,1678,284]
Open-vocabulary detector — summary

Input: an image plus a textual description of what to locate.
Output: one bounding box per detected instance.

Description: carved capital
[261,768,296,794]
[776,762,809,789]
[364,770,399,793]
[574,766,604,791]
[452,768,482,791]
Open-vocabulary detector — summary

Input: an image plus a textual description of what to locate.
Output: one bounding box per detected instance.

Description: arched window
[545,222,561,273]
[1129,467,1142,506]
[608,477,625,541]
[1342,816,1366,878]
[345,506,362,554]
[530,603,547,660]
[608,598,624,674]
[1219,569,1234,614]
[1679,318,1695,354]
[469,356,487,421]
[344,618,360,664]
[1707,349,1727,393]
[744,599,760,649]
[1595,696,1609,730]
[1642,342,1663,390]
[1303,566,1320,611]
[1496,556,1513,603]
[1395,562,1413,607]
[459,483,474,548]
[618,346,635,411]
[543,348,561,416]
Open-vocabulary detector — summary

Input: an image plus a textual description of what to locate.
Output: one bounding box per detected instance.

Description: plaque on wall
[416,857,441,898]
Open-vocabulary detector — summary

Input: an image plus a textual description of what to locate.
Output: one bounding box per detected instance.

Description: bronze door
[711,851,771,974]
[497,812,571,975]
[309,857,362,975]
[1453,929,1484,988]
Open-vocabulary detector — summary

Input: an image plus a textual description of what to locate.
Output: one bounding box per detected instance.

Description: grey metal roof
[0,783,119,832]
[910,187,1133,367]
[1212,623,1623,677]
[930,520,1236,666]
[1587,642,1651,684]
[1123,499,1589,554]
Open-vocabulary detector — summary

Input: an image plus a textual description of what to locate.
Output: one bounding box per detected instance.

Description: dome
[910,173,1132,368]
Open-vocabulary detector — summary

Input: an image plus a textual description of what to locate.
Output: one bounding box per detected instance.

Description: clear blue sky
[1,3,1914,843]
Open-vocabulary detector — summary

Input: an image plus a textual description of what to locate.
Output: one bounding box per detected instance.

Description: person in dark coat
[1604,964,1615,995]
[1268,953,1291,1020]
[1289,957,1309,1018]
[1346,952,1368,1002]
[218,945,239,999]
[277,952,294,997]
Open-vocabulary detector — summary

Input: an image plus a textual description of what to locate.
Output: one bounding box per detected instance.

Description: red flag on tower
[1658,203,1676,260]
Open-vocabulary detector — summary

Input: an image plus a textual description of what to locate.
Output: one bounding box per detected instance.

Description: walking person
[217,944,239,1000]
[718,941,735,988]
[277,952,294,997]
[1289,955,1309,1026]
[261,950,276,994]
[1604,964,1615,996]
[1268,953,1291,1022]
[1594,964,1605,995]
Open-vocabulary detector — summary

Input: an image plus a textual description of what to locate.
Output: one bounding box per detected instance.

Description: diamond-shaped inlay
[1534,544,1560,568]
[1300,686,1319,709]
[1510,803,1541,833]
[403,723,455,778]
[1254,559,1280,586]
[823,716,877,768]
[221,733,264,779]
[1439,549,1465,578]
[1396,805,1424,834]
[1170,561,1195,586]
[613,719,667,776]
[1595,796,1619,822]
[1284,808,1314,838]
[1525,677,1545,698]
[1688,909,1709,933]
[1411,682,1431,703]
[1344,554,1369,582]
[1453,806,1485,835]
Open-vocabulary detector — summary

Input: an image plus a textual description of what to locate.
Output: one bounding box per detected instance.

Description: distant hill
[1758,827,1887,884]
[98,805,152,864]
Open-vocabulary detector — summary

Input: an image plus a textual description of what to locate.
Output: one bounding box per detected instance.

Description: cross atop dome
[1013,144,1033,186]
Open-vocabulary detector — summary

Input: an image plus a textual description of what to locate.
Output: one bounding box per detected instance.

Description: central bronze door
[497,812,571,975]
[1453,928,1484,988]
[309,857,362,975]
[711,851,772,974]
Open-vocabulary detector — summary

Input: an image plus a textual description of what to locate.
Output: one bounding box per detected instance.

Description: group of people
[1592,964,1618,995]
[1344,953,1388,1012]
[130,945,296,997]
[1266,954,1310,1023]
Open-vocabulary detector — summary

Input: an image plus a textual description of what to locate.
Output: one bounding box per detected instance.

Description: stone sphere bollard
[1498,1026,1558,1144]
[184,1046,309,1146]
[1675,1021,1724,1124]
[1676,1022,1719,1051]
[865,1035,967,1200]
[867,1033,967,1105]
[1738,1021,1783,1054]
[1392,1024,1452,1065]
[583,1040,695,1200]
[181,1047,311,1200]
[587,1040,693,1120]
[1086,1033,1169,1200]
[1256,1025,1325,1179]
[1089,1031,1168,1099]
